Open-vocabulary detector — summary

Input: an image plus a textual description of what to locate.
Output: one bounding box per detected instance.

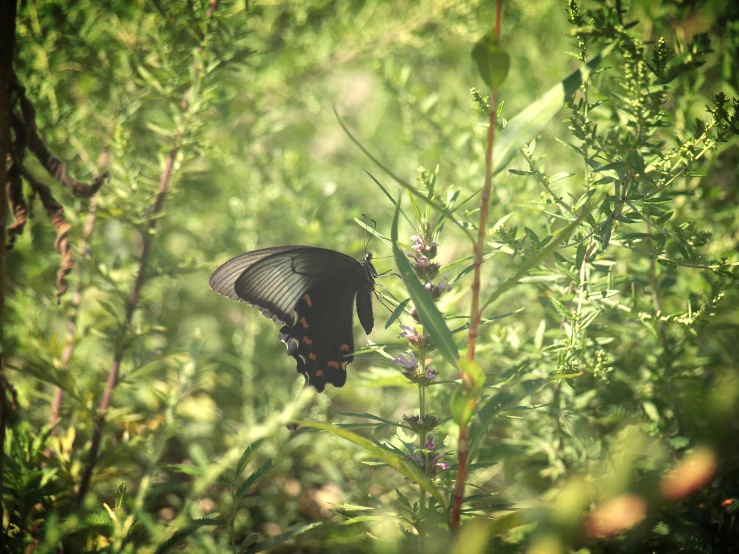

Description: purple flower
[408,252,430,269]
[424,434,436,450]
[425,366,438,381]
[434,460,450,471]
[397,325,422,345]
[435,274,451,293]
[393,352,418,370]
[428,274,451,299]
[411,235,438,257]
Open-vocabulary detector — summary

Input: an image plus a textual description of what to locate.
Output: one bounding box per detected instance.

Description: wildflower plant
[3,1,739,553]
[305,1,739,552]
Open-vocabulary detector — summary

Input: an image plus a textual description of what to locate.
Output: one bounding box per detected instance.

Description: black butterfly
[209,246,377,392]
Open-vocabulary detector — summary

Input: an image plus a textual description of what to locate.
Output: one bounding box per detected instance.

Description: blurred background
[4,0,739,552]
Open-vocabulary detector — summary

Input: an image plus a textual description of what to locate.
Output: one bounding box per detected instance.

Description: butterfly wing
[279,275,359,391]
[209,246,374,391]
[209,246,363,325]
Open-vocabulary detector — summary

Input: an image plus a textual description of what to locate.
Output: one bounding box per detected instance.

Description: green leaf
[364,170,414,227]
[385,298,411,329]
[548,172,575,183]
[575,242,586,270]
[235,440,263,479]
[154,513,225,554]
[391,200,459,368]
[161,464,204,477]
[451,359,486,427]
[491,44,614,178]
[468,378,548,462]
[293,420,448,516]
[235,459,273,501]
[471,30,511,90]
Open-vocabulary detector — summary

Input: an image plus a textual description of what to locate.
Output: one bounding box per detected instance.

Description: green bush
[2,1,738,552]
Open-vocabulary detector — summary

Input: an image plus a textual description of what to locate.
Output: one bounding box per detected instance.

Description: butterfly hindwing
[279,276,357,391]
[209,246,376,391]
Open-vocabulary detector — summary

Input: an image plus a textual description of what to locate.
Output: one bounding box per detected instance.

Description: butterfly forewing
[209,246,375,391]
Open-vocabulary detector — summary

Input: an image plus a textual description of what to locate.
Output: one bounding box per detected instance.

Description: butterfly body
[209,246,375,391]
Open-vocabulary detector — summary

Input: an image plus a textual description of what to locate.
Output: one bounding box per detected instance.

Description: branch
[76,0,221,506]
[452,0,503,533]
[15,82,109,198]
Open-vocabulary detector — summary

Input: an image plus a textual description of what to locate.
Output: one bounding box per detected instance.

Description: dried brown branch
[6,115,27,250]
[17,166,74,303]
[6,163,26,250]
[15,82,109,198]
[48,141,109,435]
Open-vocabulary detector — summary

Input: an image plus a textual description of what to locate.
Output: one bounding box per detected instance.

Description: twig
[76,0,220,506]
[48,145,110,433]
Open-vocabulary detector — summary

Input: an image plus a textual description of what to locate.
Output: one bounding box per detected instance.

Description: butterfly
[209,246,377,391]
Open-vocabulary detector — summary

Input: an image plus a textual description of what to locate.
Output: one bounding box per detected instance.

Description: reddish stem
[48,151,107,433]
[452,0,502,533]
[76,154,176,505]
[76,0,220,506]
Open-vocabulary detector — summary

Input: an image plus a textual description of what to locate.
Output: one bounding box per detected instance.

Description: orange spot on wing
[328,361,339,369]
[340,344,350,352]
[315,370,324,377]
[302,336,313,345]
[302,294,313,307]
[341,361,348,370]
[309,353,317,361]
[299,317,308,329]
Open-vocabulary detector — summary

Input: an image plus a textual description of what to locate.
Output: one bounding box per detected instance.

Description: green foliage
[3,0,739,553]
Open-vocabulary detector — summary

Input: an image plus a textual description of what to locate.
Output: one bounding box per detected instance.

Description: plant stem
[454,0,503,533]
[418,377,427,552]
[76,1,220,505]
[455,21,501,539]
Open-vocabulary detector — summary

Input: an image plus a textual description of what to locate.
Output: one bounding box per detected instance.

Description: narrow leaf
[391,200,459,368]
[235,459,273,501]
[385,298,411,329]
[293,420,447,516]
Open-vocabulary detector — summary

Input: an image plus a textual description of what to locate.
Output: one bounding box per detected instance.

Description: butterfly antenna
[361,214,377,255]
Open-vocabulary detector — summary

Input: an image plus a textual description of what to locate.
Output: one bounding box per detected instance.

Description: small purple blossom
[428,273,452,299]
[393,352,418,370]
[425,366,438,381]
[411,235,438,257]
[411,235,425,253]
[434,460,450,471]
[408,252,430,269]
[436,273,451,293]
[397,324,422,345]
[406,433,450,475]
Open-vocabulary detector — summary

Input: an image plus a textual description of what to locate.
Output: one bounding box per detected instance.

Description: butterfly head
[361,251,378,280]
